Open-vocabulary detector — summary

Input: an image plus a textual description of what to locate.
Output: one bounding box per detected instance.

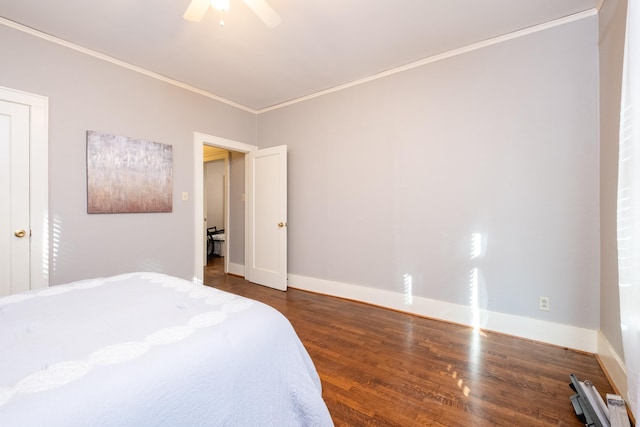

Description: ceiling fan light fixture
[210,0,230,12]
[183,0,280,27]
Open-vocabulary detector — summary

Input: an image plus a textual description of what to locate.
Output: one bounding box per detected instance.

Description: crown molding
[1,7,599,116]
[258,8,599,113]
[0,17,257,114]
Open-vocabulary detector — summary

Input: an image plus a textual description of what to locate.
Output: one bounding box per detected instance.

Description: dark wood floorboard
[204,258,614,426]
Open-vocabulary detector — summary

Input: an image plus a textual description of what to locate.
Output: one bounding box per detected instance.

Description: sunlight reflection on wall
[403,273,413,305]
[51,215,63,277]
[469,232,487,333]
[140,260,163,275]
[40,213,50,280]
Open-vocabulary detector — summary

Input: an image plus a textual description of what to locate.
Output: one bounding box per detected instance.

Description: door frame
[0,86,49,290]
[192,132,257,284]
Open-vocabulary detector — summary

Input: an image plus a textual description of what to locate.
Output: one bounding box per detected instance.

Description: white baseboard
[227,262,245,277]
[597,331,628,398]
[225,269,625,397]
[287,273,598,353]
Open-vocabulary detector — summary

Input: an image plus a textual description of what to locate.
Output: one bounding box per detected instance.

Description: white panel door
[245,145,287,290]
[0,99,31,296]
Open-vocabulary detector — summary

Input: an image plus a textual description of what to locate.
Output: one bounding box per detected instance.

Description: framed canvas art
[87,131,173,213]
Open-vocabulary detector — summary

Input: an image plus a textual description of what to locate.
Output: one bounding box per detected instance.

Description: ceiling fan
[183,0,282,28]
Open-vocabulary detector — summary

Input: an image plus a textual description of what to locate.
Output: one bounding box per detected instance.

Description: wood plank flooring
[204,259,614,426]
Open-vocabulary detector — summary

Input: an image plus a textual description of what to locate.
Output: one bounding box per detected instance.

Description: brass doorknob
[278,222,287,228]
[14,229,27,238]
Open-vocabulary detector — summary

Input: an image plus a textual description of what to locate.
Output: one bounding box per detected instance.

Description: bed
[0,272,334,426]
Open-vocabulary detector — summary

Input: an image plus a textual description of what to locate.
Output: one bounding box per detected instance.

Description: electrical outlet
[539,296,550,311]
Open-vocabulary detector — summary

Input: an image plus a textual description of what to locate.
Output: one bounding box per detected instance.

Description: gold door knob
[278,222,287,228]
[14,229,27,238]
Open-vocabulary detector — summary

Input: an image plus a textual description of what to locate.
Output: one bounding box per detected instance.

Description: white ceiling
[1,0,598,112]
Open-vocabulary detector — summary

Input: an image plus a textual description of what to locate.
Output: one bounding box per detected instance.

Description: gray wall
[228,151,246,265]
[205,160,225,230]
[0,24,255,285]
[598,0,628,360]
[1,10,622,335]
[258,17,601,328]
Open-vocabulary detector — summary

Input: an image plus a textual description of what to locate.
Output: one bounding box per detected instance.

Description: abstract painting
[87,131,173,213]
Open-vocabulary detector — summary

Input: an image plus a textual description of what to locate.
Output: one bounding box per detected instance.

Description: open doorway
[192,132,258,285]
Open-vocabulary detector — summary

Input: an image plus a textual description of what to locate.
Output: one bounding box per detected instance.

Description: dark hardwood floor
[204,258,615,426]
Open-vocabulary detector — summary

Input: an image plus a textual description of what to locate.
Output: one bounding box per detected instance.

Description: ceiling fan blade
[243,0,282,28]
[183,0,210,22]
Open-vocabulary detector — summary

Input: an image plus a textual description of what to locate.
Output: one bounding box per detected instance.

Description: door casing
[193,132,257,284]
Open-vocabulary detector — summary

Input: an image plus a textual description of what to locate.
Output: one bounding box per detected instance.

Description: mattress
[0,272,333,426]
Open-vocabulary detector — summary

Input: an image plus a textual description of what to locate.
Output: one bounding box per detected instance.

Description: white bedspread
[0,272,333,426]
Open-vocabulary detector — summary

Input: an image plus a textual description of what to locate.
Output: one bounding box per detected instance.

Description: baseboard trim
[225,269,626,400]
[288,273,598,353]
[227,262,245,277]
[597,331,628,398]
